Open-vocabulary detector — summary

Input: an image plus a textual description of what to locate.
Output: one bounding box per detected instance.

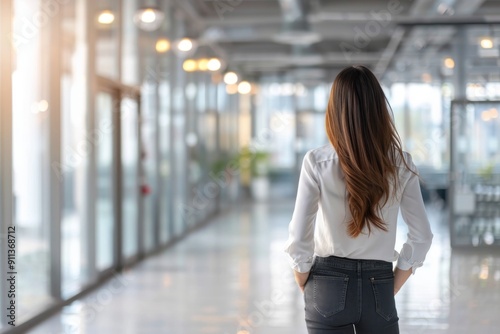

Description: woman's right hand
[393,267,412,295]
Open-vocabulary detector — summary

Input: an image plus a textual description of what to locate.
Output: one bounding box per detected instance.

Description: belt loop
[357,261,361,274]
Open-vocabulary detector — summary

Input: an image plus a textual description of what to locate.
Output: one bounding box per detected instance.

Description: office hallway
[28,200,500,334]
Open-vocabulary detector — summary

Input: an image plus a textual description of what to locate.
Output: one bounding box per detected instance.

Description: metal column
[449,27,467,247]
[81,0,98,282]
[46,0,62,300]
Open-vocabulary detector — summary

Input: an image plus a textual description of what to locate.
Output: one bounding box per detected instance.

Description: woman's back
[284,65,433,334]
[288,144,430,270]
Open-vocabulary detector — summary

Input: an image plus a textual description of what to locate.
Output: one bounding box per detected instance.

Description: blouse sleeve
[397,156,434,274]
[284,151,320,273]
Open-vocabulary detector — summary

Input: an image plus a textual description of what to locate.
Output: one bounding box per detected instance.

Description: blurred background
[0,0,499,333]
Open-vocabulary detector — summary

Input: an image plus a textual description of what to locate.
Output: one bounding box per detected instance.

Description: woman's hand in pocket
[293,270,311,293]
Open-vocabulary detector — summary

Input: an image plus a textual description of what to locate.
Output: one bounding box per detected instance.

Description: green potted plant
[228,147,271,201]
[249,150,270,201]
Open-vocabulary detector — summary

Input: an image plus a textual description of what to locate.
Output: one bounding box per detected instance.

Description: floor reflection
[26,199,500,334]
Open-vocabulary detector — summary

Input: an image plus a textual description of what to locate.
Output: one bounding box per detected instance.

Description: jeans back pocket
[370,276,397,321]
[313,274,349,318]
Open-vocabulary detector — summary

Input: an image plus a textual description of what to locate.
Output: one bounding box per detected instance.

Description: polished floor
[27,199,500,334]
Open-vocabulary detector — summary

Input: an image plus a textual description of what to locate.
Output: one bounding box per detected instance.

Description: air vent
[274,0,321,45]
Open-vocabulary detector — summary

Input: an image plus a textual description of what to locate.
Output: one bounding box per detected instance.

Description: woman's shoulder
[305,144,338,164]
[393,150,417,174]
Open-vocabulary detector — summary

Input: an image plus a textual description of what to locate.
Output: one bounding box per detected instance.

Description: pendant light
[134,0,165,31]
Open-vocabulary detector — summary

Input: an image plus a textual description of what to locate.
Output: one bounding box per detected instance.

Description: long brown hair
[325,65,410,237]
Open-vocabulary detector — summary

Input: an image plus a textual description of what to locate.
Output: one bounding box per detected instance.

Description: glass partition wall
[449,100,500,248]
[0,0,233,332]
[11,0,53,322]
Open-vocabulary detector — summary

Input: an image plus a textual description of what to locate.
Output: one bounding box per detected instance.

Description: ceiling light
[140,9,156,23]
[133,7,165,31]
[173,38,198,57]
[177,38,193,52]
[444,57,455,69]
[97,10,115,25]
[238,81,252,95]
[183,59,197,72]
[223,72,238,85]
[480,37,494,49]
[32,100,49,114]
[38,100,49,112]
[207,58,222,72]
[197,58,209,71]
[155,38,170,53]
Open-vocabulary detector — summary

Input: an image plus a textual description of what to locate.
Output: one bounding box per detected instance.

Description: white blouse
[284,144,433,274]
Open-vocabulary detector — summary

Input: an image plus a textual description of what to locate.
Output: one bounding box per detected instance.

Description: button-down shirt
[284,144,433,274]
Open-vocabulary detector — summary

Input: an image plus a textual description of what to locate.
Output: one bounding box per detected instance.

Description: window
[95,92,115,271]
[12,0,53,317]
[121,97,139,258]
[60,0,90,297]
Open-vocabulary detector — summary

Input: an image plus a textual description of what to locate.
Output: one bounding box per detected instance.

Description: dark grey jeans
[304,256,399,334]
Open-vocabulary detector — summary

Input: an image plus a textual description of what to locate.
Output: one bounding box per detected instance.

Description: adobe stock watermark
[10,0,71,48]
[409,102,464,166]
[142,65,171,95]
[52,117,113,182]
[144,64,171,84]
[51,98,136,182]
[410,128,444,166]
[212,0,244,20]
[178,111,293,223]
[340,0,404,61]
[411,279,464,333]
[228,269,297,334]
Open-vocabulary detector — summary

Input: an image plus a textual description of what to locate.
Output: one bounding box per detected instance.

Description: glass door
[95,92,116,271]
[141,82,158,253]
[121,97,140,261]
[95,80,141,270]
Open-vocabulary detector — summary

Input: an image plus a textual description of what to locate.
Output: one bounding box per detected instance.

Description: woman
[284,65,433,334]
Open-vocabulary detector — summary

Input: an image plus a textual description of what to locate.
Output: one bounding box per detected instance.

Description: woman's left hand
[293,270,311,293]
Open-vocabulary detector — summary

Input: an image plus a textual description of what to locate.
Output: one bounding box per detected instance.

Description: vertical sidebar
[0,0,14,329]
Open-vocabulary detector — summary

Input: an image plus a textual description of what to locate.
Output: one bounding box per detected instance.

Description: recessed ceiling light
[480,37,494,49]
[444,57,455,69]
[182,59,197,72]
[98,10,115,25]
[238,81,252,95]
[133,7,165,31]
[223,72,238,85]
[207,58,222,72]
[155,38,170,53]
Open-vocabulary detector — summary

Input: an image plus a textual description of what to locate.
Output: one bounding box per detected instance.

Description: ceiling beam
[396,15,500,26]
[374,28,405,76]
[172,0,228,59]
[230,52,381,65]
